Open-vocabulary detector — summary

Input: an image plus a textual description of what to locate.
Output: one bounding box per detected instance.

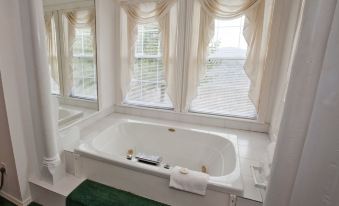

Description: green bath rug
[28,202,42,206]
[0,196,15,206]
[66,180,168,206]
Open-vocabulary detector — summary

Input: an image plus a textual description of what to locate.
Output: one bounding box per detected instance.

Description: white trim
[180,0,194,112]
[58,105,114,133]
[115,104,269,133]
[43,0,95,12]
[176,0,188,112]
[0,191,32,206]
[57,96,98,110]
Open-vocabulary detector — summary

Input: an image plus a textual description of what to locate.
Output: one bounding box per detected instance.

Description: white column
[29,0,64,184]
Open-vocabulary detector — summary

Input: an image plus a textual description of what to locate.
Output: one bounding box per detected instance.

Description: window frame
[123,23,173,109]
[188,17,257,119]
[44,2,99,109]
[70,27,98,100]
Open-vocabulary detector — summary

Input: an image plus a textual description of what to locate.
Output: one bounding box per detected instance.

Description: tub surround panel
[76,157,231,206]
[29,174,85,206]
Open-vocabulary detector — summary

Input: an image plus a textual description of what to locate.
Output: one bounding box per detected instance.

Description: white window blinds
[62,9,97,100]
[44,8,97,100]
[124,23,173,109]
[190,17,257,118]
[71,27,97,99]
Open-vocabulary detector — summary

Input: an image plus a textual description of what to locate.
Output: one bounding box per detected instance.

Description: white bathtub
[75,119,243,205]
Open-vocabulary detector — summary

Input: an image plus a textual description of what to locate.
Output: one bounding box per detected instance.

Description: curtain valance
[121,0,176,23]
[199,0,259,19]
[64,9,96,29]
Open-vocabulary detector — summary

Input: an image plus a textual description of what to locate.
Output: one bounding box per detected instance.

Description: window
[44,8,97,101]
[124,23,172,108]
[190,17,257,119]
[71,28,97,99]
[120,0,272,120]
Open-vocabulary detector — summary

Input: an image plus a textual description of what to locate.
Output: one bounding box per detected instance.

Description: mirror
[43,0,99,129]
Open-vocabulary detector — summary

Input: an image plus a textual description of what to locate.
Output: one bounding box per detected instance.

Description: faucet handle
[127,149,134,160]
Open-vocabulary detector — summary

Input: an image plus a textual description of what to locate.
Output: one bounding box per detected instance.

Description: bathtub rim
[75,118,244,195]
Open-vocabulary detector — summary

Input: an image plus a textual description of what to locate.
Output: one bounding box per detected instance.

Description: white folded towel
[169,166,209,195]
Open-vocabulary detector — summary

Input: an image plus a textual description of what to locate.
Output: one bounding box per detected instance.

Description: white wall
[0,1,33,202]
[43,0,94,7]
[0,0,50,203]
[289,1,339,205]
[0,0,118,202]
[0,74,21,201]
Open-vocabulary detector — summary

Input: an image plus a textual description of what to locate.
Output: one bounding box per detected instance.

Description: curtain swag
[184,0,269,112]
[120,0,179,109]
[63,8,96,96]
[44,12,59,88]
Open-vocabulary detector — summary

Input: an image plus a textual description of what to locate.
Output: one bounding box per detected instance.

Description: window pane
[125,23,172,108]
[190,17,257,118]
[71,27,97,100]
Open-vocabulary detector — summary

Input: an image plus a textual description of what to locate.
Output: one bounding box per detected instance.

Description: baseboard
[0,190,32,206]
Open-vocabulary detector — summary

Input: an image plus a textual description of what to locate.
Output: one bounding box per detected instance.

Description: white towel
[169,166,209,195]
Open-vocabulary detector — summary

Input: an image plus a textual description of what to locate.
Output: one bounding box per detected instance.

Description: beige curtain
[120,0,178,108]
[63,8,96,96]
[44,12,59,89]
[184,0,270,111]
